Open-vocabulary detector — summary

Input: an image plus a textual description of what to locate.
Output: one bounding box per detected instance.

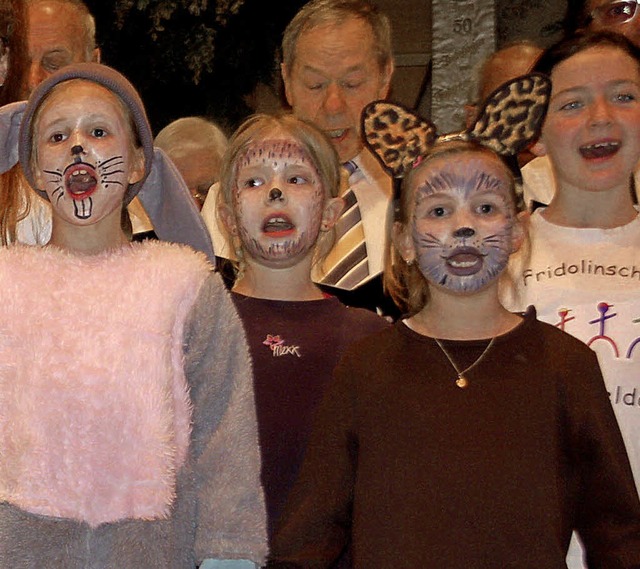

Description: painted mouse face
[231,135,327,268]
[33,79,144,227]
[404,150,521,294]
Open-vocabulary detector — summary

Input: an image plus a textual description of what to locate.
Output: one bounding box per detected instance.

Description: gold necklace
[433,337,496,389]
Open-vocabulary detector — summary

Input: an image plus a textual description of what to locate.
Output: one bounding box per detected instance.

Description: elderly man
[155,117,228,210]
[24,0,99,97]
[202,0,395,313]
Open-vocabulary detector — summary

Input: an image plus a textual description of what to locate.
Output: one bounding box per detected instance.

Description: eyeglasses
[591,0,639,27]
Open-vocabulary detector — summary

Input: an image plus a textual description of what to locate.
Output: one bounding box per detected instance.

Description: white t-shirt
[504,209,640,569]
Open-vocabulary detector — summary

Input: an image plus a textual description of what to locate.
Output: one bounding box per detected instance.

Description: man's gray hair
[282,0,392,70]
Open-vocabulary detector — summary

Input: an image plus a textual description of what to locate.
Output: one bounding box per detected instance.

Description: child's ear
[529,140,546,157]
[217,202,238,236]
[392,220,415,264]
[510,210,529,254]
[320,197,344,231]
[127,147,146,185]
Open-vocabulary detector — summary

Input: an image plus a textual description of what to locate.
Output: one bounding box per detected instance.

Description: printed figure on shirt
[504,30,640,569]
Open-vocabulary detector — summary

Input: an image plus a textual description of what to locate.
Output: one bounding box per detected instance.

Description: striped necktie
[320,160,370,289]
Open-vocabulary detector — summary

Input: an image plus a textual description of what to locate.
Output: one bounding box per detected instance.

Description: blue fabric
[342,160,358,176]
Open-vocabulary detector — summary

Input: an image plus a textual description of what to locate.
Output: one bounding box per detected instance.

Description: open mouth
[444,247,485,276]
[579,141,620,160]
[64,163,98,200]
[263,214,295,237]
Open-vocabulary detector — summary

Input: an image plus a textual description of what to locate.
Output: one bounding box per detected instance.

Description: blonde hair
[155,116,228,171]
[217,113,342,275]
[385,140,517,316]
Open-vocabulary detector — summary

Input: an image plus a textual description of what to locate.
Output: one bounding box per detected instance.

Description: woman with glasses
[565,0,640,46]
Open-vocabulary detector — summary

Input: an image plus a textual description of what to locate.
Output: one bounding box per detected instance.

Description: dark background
[82,0,566,137]
[84,0,306,135]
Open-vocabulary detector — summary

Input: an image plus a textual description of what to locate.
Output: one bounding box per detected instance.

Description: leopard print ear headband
[361,73,551,179]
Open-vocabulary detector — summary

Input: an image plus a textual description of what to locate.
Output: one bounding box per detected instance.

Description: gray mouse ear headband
[0,63,215,262]
[361,73,551,179]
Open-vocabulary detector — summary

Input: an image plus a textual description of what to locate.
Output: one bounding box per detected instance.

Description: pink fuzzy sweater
[0,241,209,527]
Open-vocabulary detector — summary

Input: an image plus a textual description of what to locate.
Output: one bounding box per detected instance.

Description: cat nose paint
[454,227,475,239]
[268,187,283,202]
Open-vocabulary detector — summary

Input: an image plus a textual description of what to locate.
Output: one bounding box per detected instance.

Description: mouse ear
[0,101,25,174]
[362,100,437,178]
[469,73,551,156]
[136,148,215,263]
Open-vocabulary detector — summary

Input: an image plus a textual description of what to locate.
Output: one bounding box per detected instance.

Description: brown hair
[0,0,32,245]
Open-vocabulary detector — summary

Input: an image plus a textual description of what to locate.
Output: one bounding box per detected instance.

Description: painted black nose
[454,227,475,238]
[71,145,84,156]
[269,187,283,201]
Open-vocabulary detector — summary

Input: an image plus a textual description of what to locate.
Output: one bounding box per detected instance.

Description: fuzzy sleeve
[183,272,268,565]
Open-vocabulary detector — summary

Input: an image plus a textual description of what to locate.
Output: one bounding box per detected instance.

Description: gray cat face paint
[408,151,517,294]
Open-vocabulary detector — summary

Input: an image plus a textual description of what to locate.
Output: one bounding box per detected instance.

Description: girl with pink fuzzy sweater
[0,63,267,568]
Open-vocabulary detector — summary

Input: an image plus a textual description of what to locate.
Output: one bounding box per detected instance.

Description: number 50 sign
[431,0,495,132]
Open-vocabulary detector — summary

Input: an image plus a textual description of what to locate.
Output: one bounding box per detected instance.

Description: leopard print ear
[469,73,551,156]
[362,101,437,178]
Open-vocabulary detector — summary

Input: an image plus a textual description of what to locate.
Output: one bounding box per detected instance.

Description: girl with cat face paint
[266,79,640,568]
[216,114,389,551]
[405,149,522,296]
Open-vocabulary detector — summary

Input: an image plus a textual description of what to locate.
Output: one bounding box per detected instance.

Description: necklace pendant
[456,375,468,389]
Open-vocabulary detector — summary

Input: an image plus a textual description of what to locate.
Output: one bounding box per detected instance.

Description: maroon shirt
[231,292,389,539]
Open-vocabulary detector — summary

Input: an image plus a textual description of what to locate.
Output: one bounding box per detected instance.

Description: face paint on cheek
[410,176,454,289]
[233,139,325,263]
[236,139,317,173]
[40,152,129,221]
[411,168,515,294]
